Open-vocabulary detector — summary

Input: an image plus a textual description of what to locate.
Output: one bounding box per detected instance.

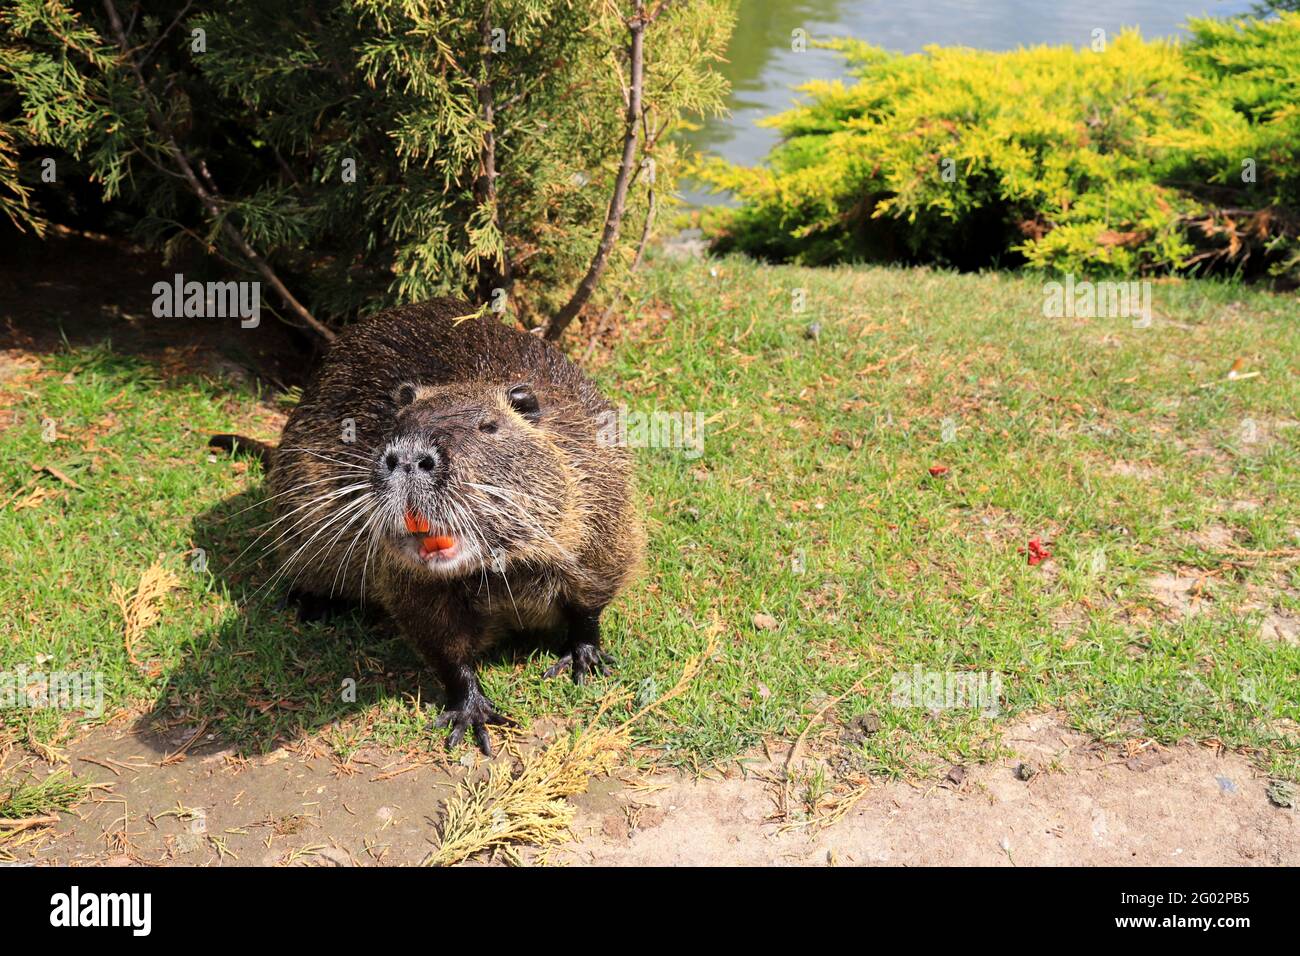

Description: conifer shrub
[1,1,733,327]
[701,15,1300,282]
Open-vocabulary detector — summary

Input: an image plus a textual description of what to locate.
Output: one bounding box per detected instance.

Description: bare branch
[544,3,649,342]
[584,108,659,363]
[473,1,512,304]
[139,0,193,70]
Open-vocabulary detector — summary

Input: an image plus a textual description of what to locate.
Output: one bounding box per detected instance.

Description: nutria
[211,299,643,754]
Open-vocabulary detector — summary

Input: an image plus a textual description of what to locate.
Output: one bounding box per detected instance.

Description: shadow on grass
[0,232,319,393]
[128,484,412,757]
[131,483,561,758]
[0,232,572,759]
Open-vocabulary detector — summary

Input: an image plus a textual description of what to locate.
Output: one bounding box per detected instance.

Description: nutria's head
[369,380,572,578]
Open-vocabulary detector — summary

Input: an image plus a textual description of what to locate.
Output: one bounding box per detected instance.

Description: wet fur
[249,299,643,752]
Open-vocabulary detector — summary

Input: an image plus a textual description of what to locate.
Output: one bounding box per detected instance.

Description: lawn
[2,252,1297,789]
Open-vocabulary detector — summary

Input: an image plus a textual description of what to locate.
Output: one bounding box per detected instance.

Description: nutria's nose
[378,442,440,476]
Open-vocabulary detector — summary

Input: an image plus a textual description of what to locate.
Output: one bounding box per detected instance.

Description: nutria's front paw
[434,695,513,756]
[544,643,615,684]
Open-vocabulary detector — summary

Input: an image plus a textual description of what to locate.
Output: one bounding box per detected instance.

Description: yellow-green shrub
[702,15,1300,281]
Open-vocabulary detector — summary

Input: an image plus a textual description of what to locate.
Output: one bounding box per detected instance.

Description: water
[685,0,1258,201]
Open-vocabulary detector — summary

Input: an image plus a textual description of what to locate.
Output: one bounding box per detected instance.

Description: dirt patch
[560,715,1298,866]
[1257,612,1300,646]
[1240,418,1300,447]
[9,726,461,866]
[1143,564,1300,643]
[1108,460,1161,481]
[10,715,1295,866]
[1224,499,1263,513]
[1146,570,1218,618]
[1243,584,1300,646]
[1185,525,1237,550]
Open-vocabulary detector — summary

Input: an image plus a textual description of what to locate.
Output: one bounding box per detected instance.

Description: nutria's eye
[508,384,540,422]
[395,384,416,407]
[479,420,499,434]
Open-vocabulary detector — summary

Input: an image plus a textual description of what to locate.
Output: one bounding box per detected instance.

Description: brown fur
[243,299,642,753]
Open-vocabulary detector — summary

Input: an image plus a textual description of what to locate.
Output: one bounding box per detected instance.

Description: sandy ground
[9,713,1295,866]
[563,714,1298,866]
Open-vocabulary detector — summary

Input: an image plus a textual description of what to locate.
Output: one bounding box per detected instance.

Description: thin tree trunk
[474,2,512,305]
[629,107,659,276]
[544,5,647,342]
[102,0,335,343]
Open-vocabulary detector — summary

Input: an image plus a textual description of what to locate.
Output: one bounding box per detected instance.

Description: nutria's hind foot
[435,691,514,756]
[545,605,614,684]
[544,643,616,684]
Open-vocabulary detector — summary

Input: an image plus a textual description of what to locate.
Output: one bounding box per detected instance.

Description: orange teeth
[407,513,453,554]
[421,535,456,553]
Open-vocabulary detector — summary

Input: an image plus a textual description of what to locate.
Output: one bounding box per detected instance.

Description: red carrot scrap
[1020,538,1053,566]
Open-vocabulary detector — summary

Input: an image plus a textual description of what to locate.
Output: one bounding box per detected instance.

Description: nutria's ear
[393,383,417,407]
[507,383,541,423]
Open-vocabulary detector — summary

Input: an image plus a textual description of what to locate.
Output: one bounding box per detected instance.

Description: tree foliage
[1,0,733,328]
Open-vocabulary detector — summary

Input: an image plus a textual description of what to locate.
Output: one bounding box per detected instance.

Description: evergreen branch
[100,0,336,343]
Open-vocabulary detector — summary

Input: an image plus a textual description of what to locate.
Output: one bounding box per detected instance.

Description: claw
[542,657,571,679]
[434,695,513,756]
[544,644,615,684]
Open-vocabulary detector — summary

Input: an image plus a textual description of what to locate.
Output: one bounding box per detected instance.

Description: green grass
[0,769,87,820]
[0,767,89,859]
[2,255,1298,784]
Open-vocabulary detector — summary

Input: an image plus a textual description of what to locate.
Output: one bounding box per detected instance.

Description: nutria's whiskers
[212,298,644,756]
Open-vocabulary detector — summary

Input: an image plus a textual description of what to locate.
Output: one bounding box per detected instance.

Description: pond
[683,0,1259,203]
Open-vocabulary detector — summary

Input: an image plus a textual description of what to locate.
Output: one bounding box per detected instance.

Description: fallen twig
[0,814,60,831]
[1197,371,1260,389]
[160,719,210,767]
[35,464,83,490]
[1219,546,1300,558]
